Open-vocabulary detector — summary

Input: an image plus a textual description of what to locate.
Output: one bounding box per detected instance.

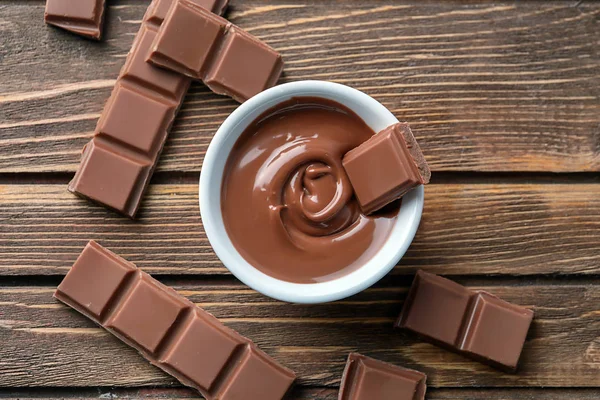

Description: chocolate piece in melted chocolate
[338,353,426,400]
[396,270,534,371]
[55,241,296,399]
[148,0,283,102]
[342,123,430,215]
[44,0,106,39]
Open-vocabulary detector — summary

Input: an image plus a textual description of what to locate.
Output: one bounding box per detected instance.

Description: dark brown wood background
[0,0,599,399]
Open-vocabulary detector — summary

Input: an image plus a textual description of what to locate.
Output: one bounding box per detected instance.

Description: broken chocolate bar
[396,270,534,371]
[338,353,426,400]
[54,241,295,399]
[342,123,430,215]
[148,0,283,102]
[68,0,228,218]
[44,0,106,40]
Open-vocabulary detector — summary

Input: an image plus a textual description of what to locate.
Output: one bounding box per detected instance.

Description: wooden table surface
[1,0,599,398]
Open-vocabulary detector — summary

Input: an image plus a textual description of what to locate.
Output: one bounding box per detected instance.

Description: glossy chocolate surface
[221,97,400,283]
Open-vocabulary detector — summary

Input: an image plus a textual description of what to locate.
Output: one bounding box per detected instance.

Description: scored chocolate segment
[342,123,430,215]
[55,241,136,321]
[148,0,283,103]
[460,292,534,370]
[395,271,534,371]
[149,1,228,78]
[162,313,246,393]
[44,0,106,40]
[68,0,227,218]
[106,274,189,355]
[54,241,296,399]
[397,271,472,347]
[69,140,152,216]
[205,28,284,103]
[338,353,427,400]
[216,346,296,399]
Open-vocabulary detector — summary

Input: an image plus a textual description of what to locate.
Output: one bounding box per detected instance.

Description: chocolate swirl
[221,98,399,283]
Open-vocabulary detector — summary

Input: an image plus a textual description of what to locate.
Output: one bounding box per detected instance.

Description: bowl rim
[199,80,424,303]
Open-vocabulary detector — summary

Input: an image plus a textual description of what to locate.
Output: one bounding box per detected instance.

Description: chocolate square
[107,275,188,354]
[205,29,283,102]
[97,82,176,157]
[44,0,105,39]
[342,123,429,215]
[340,353,426,400]
[121,25,190,100]
[68,140,151,216]
[217,347,295,400]
[397,271,472,347]
[55,241,135,320]
[460,292,533,369]
[162,312,245,392]
[148,0,227,78]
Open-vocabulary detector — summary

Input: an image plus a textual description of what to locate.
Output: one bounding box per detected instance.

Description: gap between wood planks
[0,272,597,288]
[0,171,599,185]
[0,387,599,400]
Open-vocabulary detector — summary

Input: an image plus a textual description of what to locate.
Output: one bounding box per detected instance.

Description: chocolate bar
[68,0,227,218]
[54,241,295,399]
[148,0,283,103]
[339,353,426,400]
[342,123,430,215]
[396,270,534,371]
[44,0,106,40]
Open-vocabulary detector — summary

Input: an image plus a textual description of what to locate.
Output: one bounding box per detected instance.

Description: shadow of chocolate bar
[339,353,426,400]
[68,0,228,218]
[147,0,284,103]
[396,270,534,371]
[44,0,107,40]
[342,123,430,215]
[54,241,296,399]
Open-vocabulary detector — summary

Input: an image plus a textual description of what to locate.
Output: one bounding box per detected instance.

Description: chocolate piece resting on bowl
[342,123,430,215]
[54,241,295,400]
[148,0,283,103]
[44,0,107,40]
[396,270,534,371]
[339,353,426,400]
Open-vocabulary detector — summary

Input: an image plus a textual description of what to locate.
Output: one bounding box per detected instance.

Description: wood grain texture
[0,1,599,173]
[0,282,598,388]
[0,183,599,276]
[1,387,600,400]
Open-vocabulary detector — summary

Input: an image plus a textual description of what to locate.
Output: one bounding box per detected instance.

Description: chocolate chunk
[55,241,296,399]
[148,0,283,103]
[44,0,106,40]
[396,270,534,371]
[339,353,426,400]
[342,123,430,215]
[68,0,227,218]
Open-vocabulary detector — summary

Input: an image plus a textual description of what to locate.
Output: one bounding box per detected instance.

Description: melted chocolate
[221,97,400,283]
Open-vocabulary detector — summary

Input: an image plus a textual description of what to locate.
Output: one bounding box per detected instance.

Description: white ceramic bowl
[200,80,424,303]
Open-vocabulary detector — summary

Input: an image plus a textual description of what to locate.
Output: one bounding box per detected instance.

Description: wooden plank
[0,1,598,173]
[1,387,599,400]
[0,183,599,276]
[0,282,598,388]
